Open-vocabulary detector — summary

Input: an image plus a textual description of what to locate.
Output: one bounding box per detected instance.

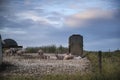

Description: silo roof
[3,39,18,48]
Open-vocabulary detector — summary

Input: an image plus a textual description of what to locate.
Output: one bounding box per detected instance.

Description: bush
[25,45,68,53]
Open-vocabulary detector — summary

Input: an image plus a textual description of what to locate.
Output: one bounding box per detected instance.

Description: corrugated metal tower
[69,34,83,56]
[0,35,2,65]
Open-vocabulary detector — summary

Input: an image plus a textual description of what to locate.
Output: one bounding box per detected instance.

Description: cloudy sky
[0,0,120,51]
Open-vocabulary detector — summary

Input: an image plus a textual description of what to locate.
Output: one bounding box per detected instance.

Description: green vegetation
[25,45,68,53]
[0,50,120,80]
[85,50,120,80]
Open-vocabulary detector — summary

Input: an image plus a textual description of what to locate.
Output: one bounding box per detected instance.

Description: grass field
[0,50,120,80]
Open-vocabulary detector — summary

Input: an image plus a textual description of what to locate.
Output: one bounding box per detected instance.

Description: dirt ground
[0,53,91,76]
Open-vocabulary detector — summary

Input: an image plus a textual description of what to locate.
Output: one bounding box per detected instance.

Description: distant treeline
[25,45,68,53]
[25,45,120,54]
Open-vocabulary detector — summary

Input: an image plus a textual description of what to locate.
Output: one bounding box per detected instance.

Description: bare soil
[0,53,91,76]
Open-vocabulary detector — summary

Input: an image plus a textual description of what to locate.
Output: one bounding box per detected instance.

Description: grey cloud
[1,0,120,51]
[0,0,10,11]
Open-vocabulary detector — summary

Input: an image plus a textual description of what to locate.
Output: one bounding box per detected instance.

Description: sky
[0,0,120,51]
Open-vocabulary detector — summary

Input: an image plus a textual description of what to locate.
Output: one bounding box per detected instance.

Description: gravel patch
[0,53,91,76]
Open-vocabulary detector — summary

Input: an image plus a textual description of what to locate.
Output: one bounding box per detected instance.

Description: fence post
[98,51,102,73]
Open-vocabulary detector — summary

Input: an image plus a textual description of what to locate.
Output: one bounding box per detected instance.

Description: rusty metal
[69,34,83,56]
[0,35,2,65]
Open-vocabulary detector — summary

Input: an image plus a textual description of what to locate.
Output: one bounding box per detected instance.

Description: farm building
[0,35,22,65]
[69,34,83,56]
[3,39,19,48]
[0,35,2,65]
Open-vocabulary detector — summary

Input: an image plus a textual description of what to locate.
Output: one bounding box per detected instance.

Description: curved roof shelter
[3,39,22,48]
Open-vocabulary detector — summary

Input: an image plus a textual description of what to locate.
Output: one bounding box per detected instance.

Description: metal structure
[69,34,83,56]
[0,35,2,65]
[0,34,22,65]
[3,39,22,48]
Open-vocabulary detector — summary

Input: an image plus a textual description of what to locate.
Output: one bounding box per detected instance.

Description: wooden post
[98,51,102,73]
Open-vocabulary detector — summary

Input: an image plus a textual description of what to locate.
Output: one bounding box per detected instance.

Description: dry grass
[0,51,120,80]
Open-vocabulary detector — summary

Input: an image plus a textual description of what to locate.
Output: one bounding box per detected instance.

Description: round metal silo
[0,35,2,65]
[69,34,83,56]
